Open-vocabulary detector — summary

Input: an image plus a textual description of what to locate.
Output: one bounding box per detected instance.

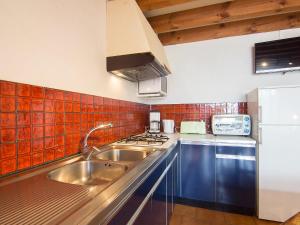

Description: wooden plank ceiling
[136,0,300,45]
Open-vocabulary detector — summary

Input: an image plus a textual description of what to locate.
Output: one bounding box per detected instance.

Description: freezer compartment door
[258,125,300,222]
[259,87,300,125]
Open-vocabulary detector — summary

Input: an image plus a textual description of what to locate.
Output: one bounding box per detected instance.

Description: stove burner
[117,133,169,146]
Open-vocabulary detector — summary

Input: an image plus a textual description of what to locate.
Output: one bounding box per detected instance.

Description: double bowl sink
[48,146,158,187]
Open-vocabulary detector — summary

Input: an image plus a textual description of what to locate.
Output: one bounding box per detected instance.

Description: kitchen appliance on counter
[116,133,169,146]
[180,121,206,134]
[163,120,175,134]
[212,114,251,136]
[149,111,161,134]
[248,86,300,222]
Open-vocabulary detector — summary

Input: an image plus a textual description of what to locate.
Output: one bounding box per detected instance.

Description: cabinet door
[151,172,167,225]
[108,159,165,225]
[216,145,256,211]
[180,144,216,202]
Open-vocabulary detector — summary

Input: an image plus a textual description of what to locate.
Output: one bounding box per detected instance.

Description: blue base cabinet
[108,143,179,225]
[178,142,256,215]
[180,144,216,203]
[216,145,256,213]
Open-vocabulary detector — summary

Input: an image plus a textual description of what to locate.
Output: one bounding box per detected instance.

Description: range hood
[106,0,171,82]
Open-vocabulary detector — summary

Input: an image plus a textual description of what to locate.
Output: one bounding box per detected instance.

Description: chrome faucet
[82,123,113,160]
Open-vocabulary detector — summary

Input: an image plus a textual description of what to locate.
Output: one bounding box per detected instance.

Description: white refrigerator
[248,86,300,222]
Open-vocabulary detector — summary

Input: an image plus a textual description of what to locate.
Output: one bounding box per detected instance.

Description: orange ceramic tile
[93,96,103,106]
[1,128,16,143]
[54,125,64,136]
[65,102,72,113]
[17,83,31,97]
[44,125,54,137]
[54,90,64,100]
[44,137,55,149]
[32,112,44,125]
[63,91,73,101]
[31,86,44,98]
[44,100,54,112]
[18,155,31,170]
[32,126,44,139]
[31,99,44,111]
[65,124,73,134]
[45,113,55,124]
[72,93,80,102]
[72,103,80,112]
[32,152,43,166]
[87,104,94,113]
[1,158,17,174]
[55,135,64,146]
[54,113,64,124]
[17,97,31,111]
[17,112,31,126]
[55,147,65,159]
[32,138,44,152]
[54,101,64,112]
[1,143,16,159]
[1,96,16,112]
[44,149,55,161]
[45,88,55,99]
[1,113,16,127]
[0,81,16,96]
[18,141,31,155]
[17,127,31,140]
[73,114,80,123]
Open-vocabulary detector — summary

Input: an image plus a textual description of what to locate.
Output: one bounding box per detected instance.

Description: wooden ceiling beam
[149,0,300,34]
[136,0,196,12]
[158,12,300,45]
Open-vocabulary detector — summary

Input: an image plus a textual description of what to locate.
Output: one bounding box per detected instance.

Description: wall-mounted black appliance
[255,36,300,74]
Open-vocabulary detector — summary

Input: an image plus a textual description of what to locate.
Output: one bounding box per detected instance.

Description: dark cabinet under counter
[179,144,216,203]
[177,140,256,215]
[108,144,179,225]
[215,145,256,214]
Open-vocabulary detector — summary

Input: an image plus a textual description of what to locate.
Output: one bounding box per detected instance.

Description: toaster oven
[212,114,251,136]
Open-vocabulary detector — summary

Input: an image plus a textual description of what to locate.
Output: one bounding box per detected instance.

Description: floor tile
[170,204,281,225]
[224,212,256,225]
[173,204,197,217]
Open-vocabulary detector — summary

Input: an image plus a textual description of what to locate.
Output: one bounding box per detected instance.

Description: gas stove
[116,133,169,147]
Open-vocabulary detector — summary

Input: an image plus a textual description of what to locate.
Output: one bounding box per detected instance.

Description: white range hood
[106,0,171,82]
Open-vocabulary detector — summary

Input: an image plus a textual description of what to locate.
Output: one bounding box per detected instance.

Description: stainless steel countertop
[0,133,255,225]
[0,141,177,225]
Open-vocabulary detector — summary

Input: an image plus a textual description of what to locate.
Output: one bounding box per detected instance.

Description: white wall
[0,0,138,102]
[144,28,300,104]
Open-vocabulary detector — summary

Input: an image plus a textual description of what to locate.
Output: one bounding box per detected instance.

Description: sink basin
[96,149,153,162]
[48,161,128,186]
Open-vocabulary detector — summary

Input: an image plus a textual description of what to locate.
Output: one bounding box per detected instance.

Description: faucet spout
[82,122,113,158]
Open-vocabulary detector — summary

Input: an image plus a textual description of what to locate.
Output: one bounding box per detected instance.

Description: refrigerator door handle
[258,106,262,123]
[259,127,263,144]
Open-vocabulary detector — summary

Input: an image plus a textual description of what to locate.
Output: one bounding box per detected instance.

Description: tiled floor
[170,204,281,225]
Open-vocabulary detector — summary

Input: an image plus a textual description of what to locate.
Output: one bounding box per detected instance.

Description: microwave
[212,114,251,136]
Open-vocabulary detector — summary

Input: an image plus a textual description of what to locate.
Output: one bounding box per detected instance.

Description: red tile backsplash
[151,102,247,133]
[0,80,149,177]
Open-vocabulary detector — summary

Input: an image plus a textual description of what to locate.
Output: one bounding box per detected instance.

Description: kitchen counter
[0,143,177,225]
[0,133,255,225]
[164,133,256,147]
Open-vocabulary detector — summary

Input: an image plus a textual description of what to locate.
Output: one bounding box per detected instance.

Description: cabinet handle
[216,154,255,161]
